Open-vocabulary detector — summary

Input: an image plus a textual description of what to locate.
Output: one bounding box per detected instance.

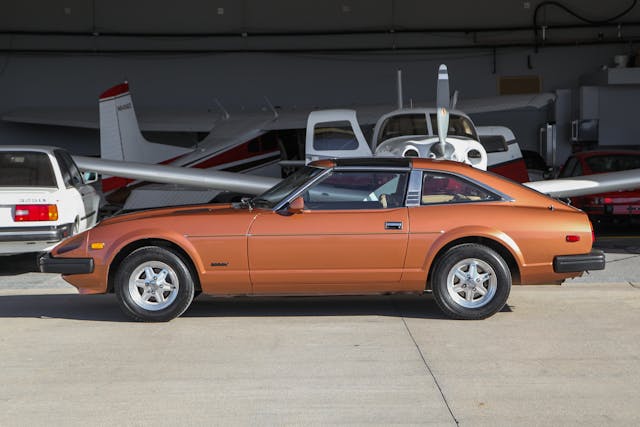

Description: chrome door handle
[385,221,403,230]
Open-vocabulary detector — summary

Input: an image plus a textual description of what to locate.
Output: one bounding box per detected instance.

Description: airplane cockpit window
[429,114,478,140]
[478,135,508,153]
[313,121,359,151]
[377,114,427,146]
[421,172,498,205]
[302,171,408,210]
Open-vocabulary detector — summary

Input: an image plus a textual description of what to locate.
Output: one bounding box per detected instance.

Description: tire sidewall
[432,243,511,320]
[115,246,195,322]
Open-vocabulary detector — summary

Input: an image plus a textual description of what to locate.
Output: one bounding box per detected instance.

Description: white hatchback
[0,146,100,255]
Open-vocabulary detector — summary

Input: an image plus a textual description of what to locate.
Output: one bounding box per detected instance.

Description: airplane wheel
[431,244,511,320]
[115,246,195,322]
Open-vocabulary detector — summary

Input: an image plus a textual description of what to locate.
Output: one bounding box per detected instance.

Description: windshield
[430,114,478,139]
[251,166,324,209]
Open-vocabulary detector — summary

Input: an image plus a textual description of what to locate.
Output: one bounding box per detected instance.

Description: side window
[313,121,359,151]
[421,172,499,205]
[54,151,83,188]
[478,135,508,153]
[301,170,408,210]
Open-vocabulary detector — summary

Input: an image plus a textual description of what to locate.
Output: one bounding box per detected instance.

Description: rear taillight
[14,204,58,221]
[590,221,595,244]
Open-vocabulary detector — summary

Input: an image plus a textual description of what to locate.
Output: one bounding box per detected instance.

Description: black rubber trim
[39,253,94,275]
[553,249,605,273]
[0,223,73,242]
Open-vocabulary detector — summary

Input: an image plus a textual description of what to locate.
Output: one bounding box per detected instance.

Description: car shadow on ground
[594,224,640,255]
[0,293,513,322]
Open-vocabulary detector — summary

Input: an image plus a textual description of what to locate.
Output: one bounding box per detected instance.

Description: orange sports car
[40,158,604,321]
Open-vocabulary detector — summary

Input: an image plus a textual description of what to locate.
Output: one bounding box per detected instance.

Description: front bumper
[553,250,605,273]
[39,252,94,275]
[0,224,73,243]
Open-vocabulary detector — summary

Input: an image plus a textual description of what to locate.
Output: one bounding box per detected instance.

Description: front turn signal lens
[90,242,105,250]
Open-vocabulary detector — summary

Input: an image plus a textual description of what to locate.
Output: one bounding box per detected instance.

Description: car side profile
[40,158,604,321]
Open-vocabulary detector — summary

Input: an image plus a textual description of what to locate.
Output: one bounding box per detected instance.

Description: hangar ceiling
[1,0,639,51]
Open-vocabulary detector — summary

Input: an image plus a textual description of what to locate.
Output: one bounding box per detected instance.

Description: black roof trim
[334,158,412,168]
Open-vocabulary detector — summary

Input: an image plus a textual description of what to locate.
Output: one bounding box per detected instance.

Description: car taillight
[14,204,58,221]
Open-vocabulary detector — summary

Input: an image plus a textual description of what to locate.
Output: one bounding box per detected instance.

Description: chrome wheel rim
[128,261,179,311]
[446,258,497,309]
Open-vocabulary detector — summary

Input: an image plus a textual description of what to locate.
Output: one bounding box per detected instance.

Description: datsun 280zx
[40,158,604,321]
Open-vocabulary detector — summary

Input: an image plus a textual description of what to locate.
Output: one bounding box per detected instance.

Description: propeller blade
[436,64,450,109]
[435,64,450,155]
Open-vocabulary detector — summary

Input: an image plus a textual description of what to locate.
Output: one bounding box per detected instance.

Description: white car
[0,146,100,255]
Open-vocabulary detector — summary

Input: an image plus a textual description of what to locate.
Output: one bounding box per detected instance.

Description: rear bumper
[39,252,94,275]
[0,224,73,243]
[553,250,605,273]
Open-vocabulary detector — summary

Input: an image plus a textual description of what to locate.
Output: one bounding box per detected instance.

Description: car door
[248,168,409,294]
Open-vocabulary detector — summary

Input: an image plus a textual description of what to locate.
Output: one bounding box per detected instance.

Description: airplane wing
[3,107,221,132]
[524,169,640,198]
[457,93,556,114]
[73,155,278,195]
[74,152,640,201]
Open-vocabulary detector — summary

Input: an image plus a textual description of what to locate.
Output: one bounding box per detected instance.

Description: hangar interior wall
[0,44,633,157]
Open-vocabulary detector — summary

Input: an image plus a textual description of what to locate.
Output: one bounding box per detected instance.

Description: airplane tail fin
[99,82,190,163]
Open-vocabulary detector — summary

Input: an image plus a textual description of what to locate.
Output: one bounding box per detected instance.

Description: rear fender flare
[421,226,524,273]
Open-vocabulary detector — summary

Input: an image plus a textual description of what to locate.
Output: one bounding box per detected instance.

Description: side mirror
[278,196,305,216]
[83,171,98,184]
[288,196,305,213]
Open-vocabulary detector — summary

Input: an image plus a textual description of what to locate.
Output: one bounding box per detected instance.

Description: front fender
[95,227,205,274]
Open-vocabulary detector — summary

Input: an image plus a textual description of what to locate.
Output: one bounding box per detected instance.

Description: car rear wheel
[431,243,511,320]
[115,246,195,322]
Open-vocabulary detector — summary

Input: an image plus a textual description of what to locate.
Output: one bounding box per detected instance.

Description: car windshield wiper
[234,197,255,210]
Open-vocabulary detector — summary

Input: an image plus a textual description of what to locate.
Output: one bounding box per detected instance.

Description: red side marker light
[565,235,580,243]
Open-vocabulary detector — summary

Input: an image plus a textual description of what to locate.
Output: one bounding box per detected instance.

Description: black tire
[114,246,195,322]
[431,243,511,320]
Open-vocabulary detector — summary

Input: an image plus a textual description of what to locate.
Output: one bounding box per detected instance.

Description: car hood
[98,203,236,226]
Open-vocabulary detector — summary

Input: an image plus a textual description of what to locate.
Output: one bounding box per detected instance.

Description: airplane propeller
[430,64,455,160]
[427,64,488,171]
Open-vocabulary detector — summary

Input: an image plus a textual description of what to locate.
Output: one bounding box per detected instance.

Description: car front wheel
[431,243,511,320]
[115,246,195,322]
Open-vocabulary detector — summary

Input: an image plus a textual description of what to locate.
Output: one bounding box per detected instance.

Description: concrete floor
[0,231,639,426]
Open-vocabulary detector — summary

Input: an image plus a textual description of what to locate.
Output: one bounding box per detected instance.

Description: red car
[559,150,640,222]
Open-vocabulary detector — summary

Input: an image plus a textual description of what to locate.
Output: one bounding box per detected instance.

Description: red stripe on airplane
[100,82,129,100]
[489,158,529,183]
